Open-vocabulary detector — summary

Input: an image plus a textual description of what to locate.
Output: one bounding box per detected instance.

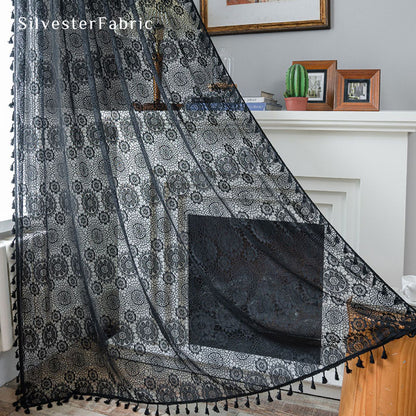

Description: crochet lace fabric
[11,0,416,411]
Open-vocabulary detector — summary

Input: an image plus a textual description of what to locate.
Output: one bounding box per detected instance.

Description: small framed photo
[334,70,380,111]
[292,60,337,111]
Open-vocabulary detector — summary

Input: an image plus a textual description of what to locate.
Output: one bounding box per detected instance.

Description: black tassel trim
[276,389,282,400]
[73,394,79,400]
[298,381,303,393]
[322,372,328,384]
[47,403,52,408]
[79,396,84,400]
[144,404,150,415]
[36,406,42,411]
[287,385,293,396]
[370,350,375,364]
[346,361,353,374]
[24,408,30,414]
[94,397,100,402]
[177,404,181,414]
[233,398,238,408]
[382,346,388,359]
[205,403,209,415]
[245,397,250,408]
[335,367,340,381]
[155,404,159,416]
[104,398,111,404]
[223,400,228,411]
[124,402,130,409]
[213,403,219,413]
[116,400,120,406]
[195,403,199,413]
[133,405,139,412]
[356,356,365,368]
[57,401,62,406]
[86,397,93,402]
[256,394,260,405]
[165,405,170,415]
[267,391,273,402]
[311,376,316,390]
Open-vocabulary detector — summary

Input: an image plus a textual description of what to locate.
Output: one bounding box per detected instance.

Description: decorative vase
[284,97,308,111]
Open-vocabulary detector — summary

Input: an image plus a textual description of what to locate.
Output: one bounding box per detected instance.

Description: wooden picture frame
[200,0,329,36]
[334,70,380,111]
[292,60,337,111]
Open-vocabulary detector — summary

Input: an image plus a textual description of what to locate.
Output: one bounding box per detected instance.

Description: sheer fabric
[11,0,416,411]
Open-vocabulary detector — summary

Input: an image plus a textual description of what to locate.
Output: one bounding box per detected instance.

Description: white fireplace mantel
[253,111,416,291]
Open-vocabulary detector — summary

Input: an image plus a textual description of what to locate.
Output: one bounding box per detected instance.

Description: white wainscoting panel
[254,111,416,291]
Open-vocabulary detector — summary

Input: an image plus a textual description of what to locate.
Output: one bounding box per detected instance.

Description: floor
[0,382,339,416]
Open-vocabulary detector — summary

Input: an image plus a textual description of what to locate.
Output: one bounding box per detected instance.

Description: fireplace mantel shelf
[253,111,416,133]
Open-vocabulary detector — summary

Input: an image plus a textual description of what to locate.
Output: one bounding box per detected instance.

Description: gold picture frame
[201,0,330,36]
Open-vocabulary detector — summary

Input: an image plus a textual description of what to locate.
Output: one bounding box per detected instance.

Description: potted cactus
[284,64,309,111]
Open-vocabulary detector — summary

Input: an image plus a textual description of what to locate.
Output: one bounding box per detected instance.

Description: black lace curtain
[11,0,416,413]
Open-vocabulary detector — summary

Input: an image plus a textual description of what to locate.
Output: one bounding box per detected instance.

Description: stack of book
[243,91,282,111]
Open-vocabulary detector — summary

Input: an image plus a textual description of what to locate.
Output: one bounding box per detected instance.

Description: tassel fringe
[10,347,393,414]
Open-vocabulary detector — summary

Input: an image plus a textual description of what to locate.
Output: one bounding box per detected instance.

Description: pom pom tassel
[165,405,170,415]
[267,391,273,402]
[133,405,139,412]
[382,345,388,359]
[287,385,293,396]
[335,367,340,381]
[322,371,328,384]
[346,361,352,374]
[233,399,238,409]
[370,350,375,364]
[276,389,282,400]
[356,356,365,368]
[155,404,159,416]
[195,403,199,413]
[298,381,303,393]
[144,405,150,415]
[213,403,219,413]
[205,403,209,415]
[177,404,181,414]
[223,400,228,411]
[245,397,250,408]
[256,394,260,405]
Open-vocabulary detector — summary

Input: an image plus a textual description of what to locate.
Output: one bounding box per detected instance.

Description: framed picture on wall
[334,70,380,111]
[292,60,337,110]
[200,0,330,36]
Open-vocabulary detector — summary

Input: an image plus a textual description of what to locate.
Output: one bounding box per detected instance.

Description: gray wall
[194,0,416,274]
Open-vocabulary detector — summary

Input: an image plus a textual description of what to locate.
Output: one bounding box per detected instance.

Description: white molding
[253,111,416,133]
[254,112,410,289]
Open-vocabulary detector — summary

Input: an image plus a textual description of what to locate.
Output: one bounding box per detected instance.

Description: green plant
[284,64,309,98]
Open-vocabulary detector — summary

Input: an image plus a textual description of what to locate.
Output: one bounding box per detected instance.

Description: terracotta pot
[284,97,308,111]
